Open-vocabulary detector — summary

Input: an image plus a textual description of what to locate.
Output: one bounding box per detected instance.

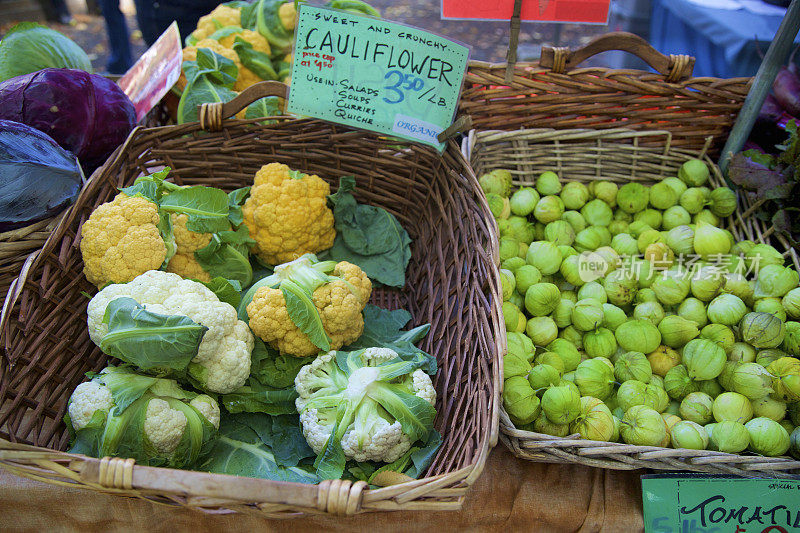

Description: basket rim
[0,117,502,515]
[466,126,800,476]
[465,59,754,84]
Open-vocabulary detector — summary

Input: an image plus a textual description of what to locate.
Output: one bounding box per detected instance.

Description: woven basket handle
[540,31,695,82]
[198,81,289,131]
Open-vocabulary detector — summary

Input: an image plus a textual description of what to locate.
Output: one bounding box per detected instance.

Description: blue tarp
[650,0,799,78]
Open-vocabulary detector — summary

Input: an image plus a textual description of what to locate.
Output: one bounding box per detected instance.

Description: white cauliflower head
[190,395,221,429]
[143,398,187,455]
[68,381,114,430]
[86,270,253,394]
[295,347,437,467]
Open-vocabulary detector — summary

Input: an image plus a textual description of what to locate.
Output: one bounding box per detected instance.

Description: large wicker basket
[465,127,800,476]
[0,83,502,515]
[460,32,751,157]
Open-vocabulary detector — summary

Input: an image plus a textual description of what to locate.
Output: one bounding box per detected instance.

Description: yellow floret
[246,261,371,357]
[164,214,213,282]
[278,2,297,30]
[80,193,166,288]
[166,252,212,282]
[180,35,266,92]
[190,5,241,42]
[235,67,263,91]
[171,213,212,253]
[248,287,318,356]
[219,29,271,55]
[242,163,335,265]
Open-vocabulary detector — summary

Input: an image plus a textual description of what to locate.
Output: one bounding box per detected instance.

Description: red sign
[117,22,182,123]
[441,0,610,24]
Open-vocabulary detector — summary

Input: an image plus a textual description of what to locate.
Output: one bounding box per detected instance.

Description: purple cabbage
[0,68,135,168]
[773,66,800,118]
[0,119,83,231]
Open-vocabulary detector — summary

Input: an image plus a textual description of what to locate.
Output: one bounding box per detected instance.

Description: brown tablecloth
[0,446,644,532]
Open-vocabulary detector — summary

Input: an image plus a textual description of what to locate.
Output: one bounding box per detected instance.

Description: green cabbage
[0,22,92,81]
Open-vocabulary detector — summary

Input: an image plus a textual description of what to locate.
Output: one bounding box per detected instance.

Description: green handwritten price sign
[643,474,800,533]
[286,4,470,152]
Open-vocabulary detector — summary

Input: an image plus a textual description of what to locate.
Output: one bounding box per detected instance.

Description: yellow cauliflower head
[242,163,335,265]
[171,213,212,253]
[190,5,241,42]
[166,252,211,282]
[164,213,213,282]
[278,2,297,30]
[80,193,167,288]
[220,30,271,91]
[246,259,371,357]
[219,29,271,55]
[313,262,372,349]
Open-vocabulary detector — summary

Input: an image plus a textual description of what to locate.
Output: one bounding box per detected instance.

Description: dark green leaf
[220,378,298,415]
[177,74,239,124]
[66,410,106,457]
[196,48,238,88]
[347,463,376,482]
[328,176,412,287]
[118,168,172,202]
[404,430,442,478]
[255,0,296,50]
[345,305,436,375]
[238,1,259,29]
[233,36,278,80]
[160,185,231,233]
[195,227,255,287]
[99,298,207,372]
[250,337,313,389]
[201,277,243,308]
[196,415,318,483]
[281,280,331,351]
[227,186,251,226]
[245,96,282,122]
[235,413,316,467]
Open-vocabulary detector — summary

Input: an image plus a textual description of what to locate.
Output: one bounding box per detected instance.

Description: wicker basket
[465,127,800,476]
[0,82,502,515]
[0,217,61,304]
[460,32,751,157]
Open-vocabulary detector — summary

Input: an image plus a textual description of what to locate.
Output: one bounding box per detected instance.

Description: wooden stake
[505,0,524,83]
